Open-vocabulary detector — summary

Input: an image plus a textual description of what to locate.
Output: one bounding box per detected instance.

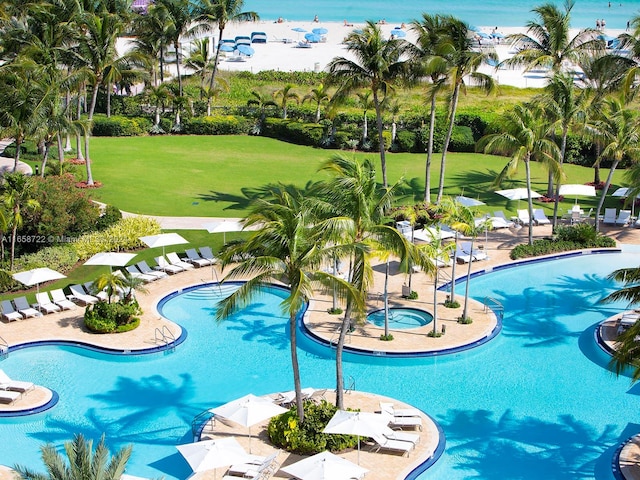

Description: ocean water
[244,0,639,29]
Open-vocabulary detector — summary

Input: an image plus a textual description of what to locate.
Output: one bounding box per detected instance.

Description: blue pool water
[367,307,433,329]
[243,0,636,29]
[1,250,640,479]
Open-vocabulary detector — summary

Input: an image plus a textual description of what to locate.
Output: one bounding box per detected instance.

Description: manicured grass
[89,135,625,218]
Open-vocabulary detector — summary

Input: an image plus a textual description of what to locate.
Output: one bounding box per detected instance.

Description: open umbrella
[209,394,287,452]
[312,27,328,35]
[219,43,235,52]
[559,184,596,204]
[323,410,388,464]
[203,219,246,244]
[139,233,188,258]
[13,267,66,296]
[390,28,406,38]
[612,187,640,216]
[235,44,254,56]
[495,187,541,208]
[176,437,250,478]
[455,195,486,207]
[281,451,368,480]
[84,252,137,273]
[304,33,321,43]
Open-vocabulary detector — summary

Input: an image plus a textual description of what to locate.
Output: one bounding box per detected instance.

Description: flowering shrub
[73,217,161,259]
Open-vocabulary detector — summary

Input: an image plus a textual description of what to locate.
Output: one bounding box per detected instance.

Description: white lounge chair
[0,390,20,404]
[185,248,214,267]
[460,241,488,262]
[0,369,35,392]
[13,297,41,318]
[136,261,168,279]
[369,433,413,456]
[533,209,551,225]
[603,208,617,224]
[199,246,218,264]
[517,209,532,225]
[616,209,631,226]
[68,284,99,305]
[1,300,23,322]
[154,256,184,274]
[490,211,515,229]
[380,402,422,418]
[382,426,420,446]
[381,410,422,430]
[50,289,77,310]
[33,292,61,314]
[124,265,157,283]
[227,450,280,478]
[166,252,194,270]
[455,244,473,264]
[84,282,109,302]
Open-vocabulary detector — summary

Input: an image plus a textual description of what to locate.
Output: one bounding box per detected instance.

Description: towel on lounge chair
[198,246,218,264]
[185,248,214,267]
[0,369,35,392]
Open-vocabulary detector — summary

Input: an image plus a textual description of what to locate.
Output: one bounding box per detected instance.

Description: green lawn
[89,135,625,218]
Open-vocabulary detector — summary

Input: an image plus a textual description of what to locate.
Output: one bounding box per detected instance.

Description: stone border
[0,387,57,417]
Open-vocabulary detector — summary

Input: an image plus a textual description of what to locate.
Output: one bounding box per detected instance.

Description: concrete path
[0,139,33,175]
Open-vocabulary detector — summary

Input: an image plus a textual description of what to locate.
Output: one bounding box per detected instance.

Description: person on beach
[344,19,353,26]
[596,19,601,29]
[602,18,606,28]
[313,14,319,22]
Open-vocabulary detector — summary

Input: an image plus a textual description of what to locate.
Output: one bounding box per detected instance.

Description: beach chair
[0,369,35,392]
[532,209,551,225]
[369,433,413,456]
[382,426,420,446]
[13,297,41,318]
[154,256,184,274]
[136,261,168,279]
[84,282,110,302]
[1,300,23,322]
[50,289,77,310]
[517,209,532,225]
[455,244,473,264]
[166,252,194,270]
[460,241,488,261]
[67,284,99,305]
[184,248,214,267]
[227,450,280,478]
[33,292,61,314]
[124,265,157,283]
[380,402,421,418]
[0,390,20,404]
[603,208,617,224]
[616,209,631,226]
[198,246,218,264]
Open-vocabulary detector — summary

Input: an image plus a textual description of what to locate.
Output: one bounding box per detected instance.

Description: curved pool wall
[367,307,433,329]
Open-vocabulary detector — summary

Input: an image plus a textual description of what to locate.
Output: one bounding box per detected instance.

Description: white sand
[119,20,625,89]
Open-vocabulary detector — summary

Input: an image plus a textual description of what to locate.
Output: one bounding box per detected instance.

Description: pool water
[1,251,639,480]
[367,307,433,329]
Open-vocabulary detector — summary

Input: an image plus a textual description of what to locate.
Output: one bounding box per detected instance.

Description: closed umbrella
[282,451,368,480]
[176,437,250,478]
[323,410,389,464]
[13,267,66,296]
[139,233,188,258]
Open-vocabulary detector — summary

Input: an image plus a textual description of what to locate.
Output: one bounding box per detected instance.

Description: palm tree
[302,83,329,123]
[435,16,496,204]
[273,83,299,119]
[477,103,561,245]
[92,271,126,303]
[193,0,258,92]
[354,90,374,147]
[145,84,170,133]
[503,0,601,75]
[1,172,40,269]
[130,5,172,86]
[326,21,410,187]
[14,434,131,480]
[315,154,411,409]
[246,90,276,133]
[200,77,228,116]
[185,37,214,90]
[593,96,640,232]
[216,185,357,423]
[410,13,451,203]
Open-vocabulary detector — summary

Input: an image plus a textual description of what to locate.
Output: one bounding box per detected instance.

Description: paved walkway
[0,140,33,175]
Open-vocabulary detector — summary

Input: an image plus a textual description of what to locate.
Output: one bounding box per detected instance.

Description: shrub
[74,217,161,259]
[183,115,250,135]
[458,316,473,324]
[510,226,616,260]
[267,400,358,455]
[96,204,123,230]
[444,300,460,308]
[380,333,394,341]
[327,307,343,315]
[92,115,152,136]
[84,300,142,333]
[261,119,325,147]
[11,244,78,274]
[449,126,475,152]
[394,130,417,153]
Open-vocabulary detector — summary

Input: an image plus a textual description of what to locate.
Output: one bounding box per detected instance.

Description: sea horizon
[244,0,640,30]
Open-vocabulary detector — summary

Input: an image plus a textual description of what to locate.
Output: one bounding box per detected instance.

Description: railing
[330,324,352,348]
[191,408,215,440]
[0,336,8,359]
[344,375,355,393]
[154,325,176,352]
[483,296,504,320]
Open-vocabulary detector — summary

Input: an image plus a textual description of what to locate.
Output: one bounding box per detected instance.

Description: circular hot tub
[367,307,433,330]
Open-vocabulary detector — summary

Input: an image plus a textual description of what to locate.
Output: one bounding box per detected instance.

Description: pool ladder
[330,324,352,348]
[191,409,215,441]
[0,336,8,360]
[154,325,176,352]
[483,296,504,320]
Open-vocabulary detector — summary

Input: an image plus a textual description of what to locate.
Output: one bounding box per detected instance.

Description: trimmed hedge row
[262,118,325,147]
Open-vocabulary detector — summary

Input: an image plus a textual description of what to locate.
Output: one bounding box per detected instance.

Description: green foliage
[84,300,142,333]
[449,126,475,152]
[236,70,326,86]
[11,244,78,274]
[267,400,358,455]
[427,330,443,337]
[92,115,152,136]
[1,140,48,162]
[183,115,250,135]
[74,217,161,259]
[458,316,473,324]
[444,300,460,308]
[96,204,122,230]
[407,290,418,300]
[380,333,394,341]
[510,225,616,259]
[262,119,325,147]
[327,307,343,315]
[393,130,417,153]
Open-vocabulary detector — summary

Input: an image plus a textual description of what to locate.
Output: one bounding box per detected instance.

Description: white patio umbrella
[612,187,640,216]
[84,252,137,272]
[13,267,66,296]
[203,220,246,244]
[176,437,250,478]
[495,187,542,208]
[411,225,456,243]
[455,195,486,207]
[139,233,188,257]
[281,450,369,480]
[558,184,596,205]
[209,394,287,452]
[322,410,389,464]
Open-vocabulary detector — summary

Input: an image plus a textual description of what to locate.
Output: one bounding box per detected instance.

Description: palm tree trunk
[56,132,65,172]
[335,301,353,410]
[593,143,602,184]
[425,94,437,203]
[525,156,534,245]
[462,237,474,319]
[76,94,84,161]
[552,128,568,228]
[595,158,620,232]
[432,268,439,335]
[10,215,18,270]
[289,311,305,423]
[437,83,461,204]
[208,27,226,91]
[107,81,112,118]
[41,142,51,178]
[12,136,22,173]
[85,81,101,186]
[373,92,387,187]
[315,105,321,123]
[449,231,458,301]
[383,261,390,338]
[175,41,182,97]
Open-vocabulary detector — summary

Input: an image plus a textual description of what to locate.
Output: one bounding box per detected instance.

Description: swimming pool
[367,307,433,330]
[0,250,639,479]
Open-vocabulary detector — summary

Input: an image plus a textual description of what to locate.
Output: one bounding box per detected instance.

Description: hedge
[182,115,250,135]
[261,118,325,147]
[92,115,152,137]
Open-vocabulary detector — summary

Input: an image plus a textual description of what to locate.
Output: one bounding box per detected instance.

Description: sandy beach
[119,20,627,89]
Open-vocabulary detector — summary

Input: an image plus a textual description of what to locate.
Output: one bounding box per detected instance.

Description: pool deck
[1,222,640,479]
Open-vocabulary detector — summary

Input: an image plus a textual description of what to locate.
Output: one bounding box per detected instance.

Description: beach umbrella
[219,43,235,52]
[491,32,505,39]
[84,252,137,273]
[312,27,328,35]
[209,394,287,452]
[495,187,542,208]
[235,45,254,56]
[558,184,596,205]
[612,187,640,216]
[292,27,307,32]
[281,451,368,480]
[139,233,188,258]
[390,28,406,38]
[304,33,321,43]
[323,410,388,464]
[411,225,456,243]
[455,195,485,207]
[477,32,491,39]
[203,219,246,244]
[176,437,250,478]
[13,267,66,296]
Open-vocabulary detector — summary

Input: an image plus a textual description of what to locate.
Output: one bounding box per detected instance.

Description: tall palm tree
[354,90,374,147]
[14,434,131,480]
[503,0,601,74]
[145,83,170,133]
[130,5,172,86]
[216,185,357,423]
[185,37,214,90]
[1,172,40,269]
[326,21,410,187]
[477,103,561,245]
[410,13,451,203]
[193,0,258,92]
[593,96,640,231]
[273,83,299,119]
[246,89,276,133]
[435,16,496,204]
[302,83,329,123]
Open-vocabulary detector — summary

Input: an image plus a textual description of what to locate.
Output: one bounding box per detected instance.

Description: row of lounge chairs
[456,241,488,264]
[0,369,35,404]
[603,208,632,226]
[516,209,551,226]
[224,450,280,479]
